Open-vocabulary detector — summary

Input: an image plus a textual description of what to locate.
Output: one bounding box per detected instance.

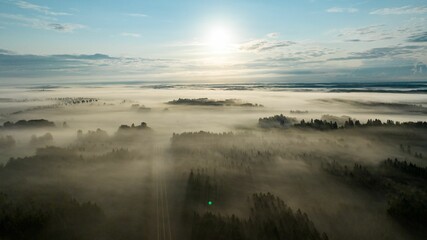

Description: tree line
[259,114,427,130]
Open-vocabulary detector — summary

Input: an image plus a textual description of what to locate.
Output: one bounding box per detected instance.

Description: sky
[0,0,427,84]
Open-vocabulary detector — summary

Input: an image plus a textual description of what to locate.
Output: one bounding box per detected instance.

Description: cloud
[47,23,83,32]
[326,7,358,13]
[370,6,427,15]
[0,53,115,67]
[121,32,141,38]
[408,31,427,42]
[0,53,84,72]
[0,51,180,79]
[0,13,84,32]
[334,25,395,42]
[240,39,295,52]
[233,46,337,72]
[52,54,116,60]
[329,45,426,61]
[412,62,426,74]
[333,18,427,43]
[13,0,71,16]
[0,49,425,83]
[125,13,148,17]
[268,57,303,62]
[0,49,14,54]
[267,32,279,38]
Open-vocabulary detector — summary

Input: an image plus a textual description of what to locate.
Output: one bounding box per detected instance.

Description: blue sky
[0,0,427,84]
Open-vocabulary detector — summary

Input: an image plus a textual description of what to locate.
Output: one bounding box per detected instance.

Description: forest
[167,98,263,107]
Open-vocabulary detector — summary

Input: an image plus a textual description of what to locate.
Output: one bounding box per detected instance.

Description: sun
[205,25,233,53]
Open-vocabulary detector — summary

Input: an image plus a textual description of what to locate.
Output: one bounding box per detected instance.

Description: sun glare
[205,25,233,53]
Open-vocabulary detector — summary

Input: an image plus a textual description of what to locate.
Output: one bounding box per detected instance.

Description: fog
[0,85,426,240]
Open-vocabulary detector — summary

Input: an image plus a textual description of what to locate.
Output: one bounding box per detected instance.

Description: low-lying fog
[0,85,426,240]
[1,86,425,133]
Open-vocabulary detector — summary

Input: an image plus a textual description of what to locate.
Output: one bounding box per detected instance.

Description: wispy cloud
[0,51,181,79]
[329,45,427,61]
[121,32,141,38]
[240,39,295,52]
[326,7,358,13]
[408,31,427,42]
[332,18,427,43]
[0,48,425,82]
[13,0,71,16]
[412,62,426,74]
[370,6,427,15]
[267,32,279,38]
[0,13,84,32]
[125,13,148,17]
[48,23,83,32]
[333,25,393,42]
[0,49,14,54]
[52,53,116,60]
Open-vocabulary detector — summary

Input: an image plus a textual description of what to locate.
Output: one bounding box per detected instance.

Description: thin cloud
[408,31,427,42]
[0,13,84,32]
[0,49,14,54]
[121,32,141,38]
[412,62,426,74]
[326,7,358,13]
[13,0,71,16]
[334,25,395,42]
[52,53,116,60]
[370,6,427,15]
[125,13,148,17]
[48,23,83,32]
[329,45,426,61]
[240,39,295,52]
[267,32,279,38]
[0,51,182,78]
